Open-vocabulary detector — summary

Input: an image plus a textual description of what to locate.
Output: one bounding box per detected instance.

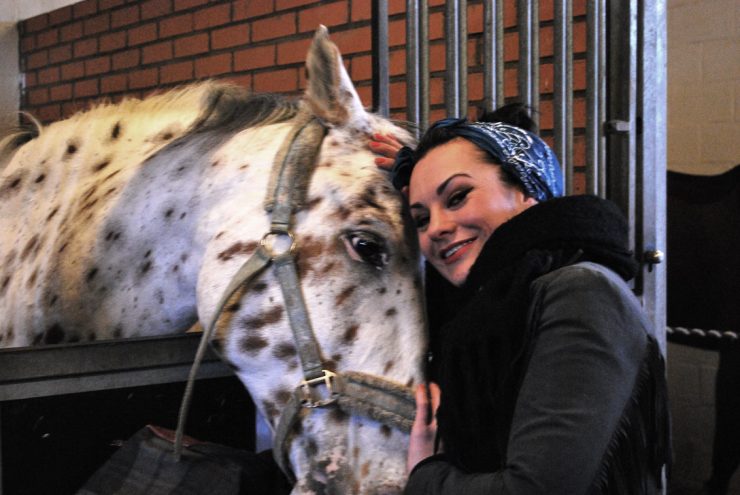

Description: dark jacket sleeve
[405,263,651,495]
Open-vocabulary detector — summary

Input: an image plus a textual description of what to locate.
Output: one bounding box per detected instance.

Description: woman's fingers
[407,382,440,473]
[369,133,403,170]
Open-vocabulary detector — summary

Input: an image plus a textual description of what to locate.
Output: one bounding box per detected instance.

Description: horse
[0,26,427,494]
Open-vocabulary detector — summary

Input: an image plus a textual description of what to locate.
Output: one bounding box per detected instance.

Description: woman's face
[408,138,536,286]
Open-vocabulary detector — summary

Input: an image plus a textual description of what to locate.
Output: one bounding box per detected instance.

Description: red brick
[388,48,405,77]
[350,0,371,22]
[100,0,126,10]
[74,38,98,58]
[112,5,140,28]
[573,134,586,168]
[355,84,372,107]
[252,12,296,42]
[160,13,193,37]
[99,31,126,52]
[128,68,158,89]
[194,4,231,30]
[28,88,49,106]
[388,19,405,46]
[234,0,273,20]
[350,54,371,81]
[276,0,315,10]
[388,80,405,108]
[36,104,61,123]
[234,45,276,71]
[429,76,444,106]
[195,53,233,78]
[160,60,193,84]
[112,49,140,70]
[25,72,38,87]
[36,29,59,49]
[128,23,157,46]
[50,84,73,102]
[62,101,88,119]
[74,79,99,98]
[61,61,85,80]
[429,11,445,40]
[38,67,60,84]
[467,71,483,101]
[174,33,209,57]
[85,56,112,76]
[331,26,371,55]
[20,36,36,54]
[60,22,83,42]
[101,73,127,93]
[143,41,173,64]
[84,14,110,36]
[298,1,348,32]
[74,1,98,17]
[428,43,445,72]
[26,51,49,70]
[253,67,297,93]
[48,6,72,26]
[49,44,72,64]
[142,0,173,20]
[276,37,311,65]
[24,15,49,33]
[174,0,210,10]
[468,3,483,34]
[211,23,250,49]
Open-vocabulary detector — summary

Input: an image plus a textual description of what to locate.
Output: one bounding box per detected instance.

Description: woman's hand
[369,133,404,169]
[407,382,441,474]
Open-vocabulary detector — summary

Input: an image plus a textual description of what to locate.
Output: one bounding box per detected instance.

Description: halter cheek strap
[175,110,416,484]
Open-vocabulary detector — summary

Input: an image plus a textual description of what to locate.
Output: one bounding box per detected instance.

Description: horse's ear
[305,25,366,127]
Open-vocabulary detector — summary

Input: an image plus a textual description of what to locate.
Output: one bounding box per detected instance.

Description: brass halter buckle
[260,229,296,258]
[300,370,339,408]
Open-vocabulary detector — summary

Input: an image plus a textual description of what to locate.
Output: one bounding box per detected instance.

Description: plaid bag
[77,425,291,495]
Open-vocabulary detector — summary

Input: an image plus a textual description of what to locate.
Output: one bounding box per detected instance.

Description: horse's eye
[343,232,389,269]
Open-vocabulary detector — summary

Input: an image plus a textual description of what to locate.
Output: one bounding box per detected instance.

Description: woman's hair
[413,103,538,196]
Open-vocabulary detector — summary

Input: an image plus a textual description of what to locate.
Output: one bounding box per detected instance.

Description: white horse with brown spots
[0,27,426,494]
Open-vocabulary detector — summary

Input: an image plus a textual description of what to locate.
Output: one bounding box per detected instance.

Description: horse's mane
[0,81,301,168]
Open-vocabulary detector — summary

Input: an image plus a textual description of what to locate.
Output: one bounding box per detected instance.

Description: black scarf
[425,195,669,491]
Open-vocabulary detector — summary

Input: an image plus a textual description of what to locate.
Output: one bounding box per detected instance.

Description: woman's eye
[343,232,389,269]
[413,215,429,231]
[447,188,471,208]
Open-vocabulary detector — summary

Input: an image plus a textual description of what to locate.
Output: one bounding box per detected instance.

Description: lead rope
[173,111,324,460]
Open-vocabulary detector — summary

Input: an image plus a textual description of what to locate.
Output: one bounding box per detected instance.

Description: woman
[370,107,671,494]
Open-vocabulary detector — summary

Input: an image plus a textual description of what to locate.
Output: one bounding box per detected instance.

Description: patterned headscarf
[391,118,564,202]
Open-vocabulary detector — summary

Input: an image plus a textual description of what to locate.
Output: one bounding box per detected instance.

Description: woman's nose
[427,210,455,240]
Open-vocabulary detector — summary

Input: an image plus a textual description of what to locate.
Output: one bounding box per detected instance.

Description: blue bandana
[391,118,564,202]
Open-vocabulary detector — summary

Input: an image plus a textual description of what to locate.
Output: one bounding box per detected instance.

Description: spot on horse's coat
[110,122,122,140]
[380,424,392,438]
[241,335,269,354]
[35,174,46,183]
[330,407,349,423]
[252,281,268,293]
[335,285,356,306]
[242,305,283,330]
[64,141,79,158]
[164,208,174,219]
[139,260,152,275]
[304,196,323,211]
[262,399,279,419]
[273,341,296,360]
[383,360,394,374]
[20,234,40,262]
[275,389,291,405]
[333,205,351,221]
[1,173,25,198]
[102,169,121,183]
[384,307,397,317]
[46,207,59,222]
[43,323,65,345]
[86,267,98,282]
[342,323,359,344]
[0,275,10,296]
[93,159,111,173]
[217,241,258,262]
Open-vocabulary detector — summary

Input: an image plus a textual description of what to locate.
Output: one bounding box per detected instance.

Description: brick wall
[17,0,589,189]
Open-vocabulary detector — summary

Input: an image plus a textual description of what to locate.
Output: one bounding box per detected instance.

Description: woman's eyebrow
[410,173,472,210]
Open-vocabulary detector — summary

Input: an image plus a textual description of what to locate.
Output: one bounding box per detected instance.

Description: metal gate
[370,0,667,346]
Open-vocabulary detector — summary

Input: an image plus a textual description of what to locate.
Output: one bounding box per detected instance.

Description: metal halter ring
[260,230,296,258]
[300,370,339,408]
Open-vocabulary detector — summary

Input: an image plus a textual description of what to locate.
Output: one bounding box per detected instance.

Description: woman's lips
[440,238,475,264]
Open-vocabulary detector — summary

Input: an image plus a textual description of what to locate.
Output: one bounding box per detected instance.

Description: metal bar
[372,0,390,116]
[586,0,607,196]
[445,0,467,118]
[483,0,504,111]
[554,0,573,194]
[517,0,539,128]
[635,0,667,352]
[0,334,233,401]
[419,0,429,129]
[406,0,421,128]
[606,0,637,252]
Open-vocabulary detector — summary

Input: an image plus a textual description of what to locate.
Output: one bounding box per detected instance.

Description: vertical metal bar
[554,0,573,194]
[407,0,421,129]
[517,0,539,128]
[586,0,607,196]
[445,0,467,118]
[372,0,390,117]
[420,0,430,130]
[483,0,504,111]
[606,0,638,250]
[635,0,667,352]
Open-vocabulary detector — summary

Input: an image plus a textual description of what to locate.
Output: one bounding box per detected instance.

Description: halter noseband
[174,109,416,482]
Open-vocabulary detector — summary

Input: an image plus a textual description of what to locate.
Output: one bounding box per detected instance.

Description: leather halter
[174,109,416,482]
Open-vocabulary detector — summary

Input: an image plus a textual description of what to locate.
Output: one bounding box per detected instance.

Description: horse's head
[198,27,426,494]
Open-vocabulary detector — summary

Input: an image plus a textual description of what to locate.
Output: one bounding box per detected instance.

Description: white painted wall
[667,0,740,175]
[0,0,79,22]
[0,22,19,137]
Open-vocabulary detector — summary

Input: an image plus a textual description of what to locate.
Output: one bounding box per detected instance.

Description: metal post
[553,0,573,194]
[586,0,607,196]
[372,0,390,117]
[406,0,429,132]
[483,0,504,112]
[445,0,467,118]
[517,0,539,128]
